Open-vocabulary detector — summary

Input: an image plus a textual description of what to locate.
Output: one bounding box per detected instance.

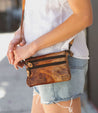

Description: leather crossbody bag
[20,0,74,87]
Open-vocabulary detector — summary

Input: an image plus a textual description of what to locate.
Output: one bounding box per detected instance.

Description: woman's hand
[7,27,26,66]
[13,42,37,70]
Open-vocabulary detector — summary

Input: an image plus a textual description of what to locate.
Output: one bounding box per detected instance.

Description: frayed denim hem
[41,93,82,104]
[33,92,82,113]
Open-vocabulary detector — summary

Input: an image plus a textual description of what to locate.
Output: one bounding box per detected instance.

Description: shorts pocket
[68,56,88,69]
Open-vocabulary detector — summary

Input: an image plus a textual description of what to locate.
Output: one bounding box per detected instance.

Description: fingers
[7,35,26,65]
[19,38,26,46]
[7,50,11,64]
[13,49,22,70]
[14,60,24,70]
[7,30,26,70]
[8,50,14,64]
[14,59,25,70]
[17,61,25,68]
[7,42,15,64]
[14,59,19,70]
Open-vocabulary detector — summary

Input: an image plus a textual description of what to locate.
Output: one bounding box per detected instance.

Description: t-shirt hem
[72,56,90,60]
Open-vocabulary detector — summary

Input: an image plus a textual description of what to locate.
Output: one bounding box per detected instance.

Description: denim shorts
[33,55,89,105]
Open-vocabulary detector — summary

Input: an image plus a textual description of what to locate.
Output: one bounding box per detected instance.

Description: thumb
[19,38,26,46]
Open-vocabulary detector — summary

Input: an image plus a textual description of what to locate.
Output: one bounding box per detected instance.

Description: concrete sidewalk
[0,33,33,113]
[0,57,33,113]
[0,33,97,113]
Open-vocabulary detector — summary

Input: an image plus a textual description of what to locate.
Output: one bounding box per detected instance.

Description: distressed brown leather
[24,50,73,87]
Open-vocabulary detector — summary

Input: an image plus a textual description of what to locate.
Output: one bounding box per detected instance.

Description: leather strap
[69,38,74,50]
[20,0,74,50]
[20,0,25,40]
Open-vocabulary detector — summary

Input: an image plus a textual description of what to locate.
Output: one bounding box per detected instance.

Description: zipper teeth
[28,61,66,69]
[27,55,66,63]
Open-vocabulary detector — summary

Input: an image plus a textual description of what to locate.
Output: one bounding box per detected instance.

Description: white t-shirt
[24,0,90,59]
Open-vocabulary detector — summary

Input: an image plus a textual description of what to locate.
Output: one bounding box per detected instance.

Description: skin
[7,0,93,113]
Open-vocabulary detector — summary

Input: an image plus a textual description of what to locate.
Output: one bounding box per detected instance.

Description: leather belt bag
[20,0,74,87]
[24,49,73,87]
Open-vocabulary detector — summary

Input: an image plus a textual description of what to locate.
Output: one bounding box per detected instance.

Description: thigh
[31,91,45,113]
[42,97,81,113]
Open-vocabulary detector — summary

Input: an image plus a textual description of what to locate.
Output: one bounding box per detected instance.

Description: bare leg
[31,92,45,113]
[42,97,81,113]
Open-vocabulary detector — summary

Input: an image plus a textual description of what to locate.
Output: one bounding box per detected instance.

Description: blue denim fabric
[33,55,89,104]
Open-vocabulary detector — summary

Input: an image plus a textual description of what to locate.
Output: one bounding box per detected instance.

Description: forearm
[32,14,92,52]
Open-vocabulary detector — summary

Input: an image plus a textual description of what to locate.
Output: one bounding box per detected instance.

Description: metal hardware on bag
[26,68,31,77]
[27,62,33,68]
[27,70,30,77]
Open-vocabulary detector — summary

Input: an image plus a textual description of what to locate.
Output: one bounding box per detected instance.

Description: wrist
[29,41,38,56]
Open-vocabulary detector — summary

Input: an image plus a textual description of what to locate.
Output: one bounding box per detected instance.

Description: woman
[7,0,93,113]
